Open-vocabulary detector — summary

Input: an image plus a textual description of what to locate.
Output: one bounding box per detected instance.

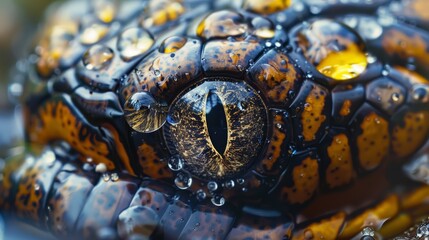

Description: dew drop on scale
[124,92,168,133]
[168,155,184,171]
[82,45,114,71]
[211,195,225,206]
[80,23,109,45]
[207,181,218,192]
[174,172,192,190]
[196,189,207,201]
[117,28,154,61]
[223,180,235,189]
[251,17,275,39]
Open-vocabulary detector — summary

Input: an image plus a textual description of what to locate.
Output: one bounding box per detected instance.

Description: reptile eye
[164,80,268,180]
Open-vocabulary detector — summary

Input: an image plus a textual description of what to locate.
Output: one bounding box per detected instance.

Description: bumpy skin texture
[3,0,429,239]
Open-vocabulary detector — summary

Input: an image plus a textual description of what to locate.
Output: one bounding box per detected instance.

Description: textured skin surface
[3,0,429,239]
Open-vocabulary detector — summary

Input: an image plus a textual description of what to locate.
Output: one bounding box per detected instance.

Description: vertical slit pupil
[206,90,228,155]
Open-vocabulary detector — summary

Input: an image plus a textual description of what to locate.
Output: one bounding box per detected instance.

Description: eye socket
[164,80,268,180]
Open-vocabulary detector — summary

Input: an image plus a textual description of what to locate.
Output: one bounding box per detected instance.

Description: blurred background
[0,0,62,147]
[0,1,61,238]
[0,0,61,108]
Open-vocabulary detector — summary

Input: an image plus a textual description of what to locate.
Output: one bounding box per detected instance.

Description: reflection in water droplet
[124,92,168,133]
[159,36,187,53]
[93,0,118,23]
[117,28,154,61]
[237,178,245,185]
[174,172,192,189]
[374,118,381,124]
[80,23,109,45]
[103,173,111,182]
[304,103,312,112]
[296,20,368,81]
[168,155,184,171]
[196,189,206,201]
[207,181,218,192]
[243,0,292,14]
[361,226,375,237]
[391,92,401,102]
[224,180,235,189]
[413,86,428,102]
[252,17,275,39]
[111,173,119,182]
[382,69,389,76]
[82,45,114,71]
[142,1,185,28]
[366,54,377,64]
[316,45,367,80]
[211,195,225,206]
[43,150,56,167]
[197,10,247,39]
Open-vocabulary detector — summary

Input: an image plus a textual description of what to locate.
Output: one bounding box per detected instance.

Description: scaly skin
[3,0,429,239]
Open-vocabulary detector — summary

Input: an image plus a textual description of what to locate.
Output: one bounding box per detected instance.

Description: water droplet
[391,92,401,102]
[102,173,111,182]
[111,173,119,182]
[82,45,114,71]
[8,82,23,99]
[413,86,427,101]
[237,178,245,185]
[43,150,56,167]
[159,36,187,53]
[154,70,161,77]
[298,20,367,81]
[223,180,235,189]
[304,230,314,240]
[124,92,168,133]
[93,0,118,23]
[83,163,94,172]
[366,54,377,64]
[207,181,218,192]
[80,23,109,45]
[196,189,206,201]
[335,138,342,144]
[197,10,247,39]
[243,0,291,14]
[382,69,389,76]
[356,17,383,40]
[252,17,275,39]
[374,117,381,124]
[95,163,107,173]
[276,123,282,129]
[174,172,192,190]
[34,184,40,192]
[417,223,429,238]
[242,187,248,192]
[309,6,322,14]
[117,28,154,61]
[361,227,375,237]
[211,195,225,206]
[168,155,184,171]
[304,103,312,112]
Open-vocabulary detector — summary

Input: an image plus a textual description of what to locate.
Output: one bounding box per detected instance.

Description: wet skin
[3,0,429,239]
